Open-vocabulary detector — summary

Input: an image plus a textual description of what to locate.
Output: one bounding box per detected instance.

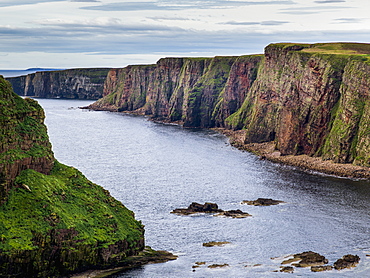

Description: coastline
[216,129,370,180]
[83,106,370,180]
[70,247,177,278]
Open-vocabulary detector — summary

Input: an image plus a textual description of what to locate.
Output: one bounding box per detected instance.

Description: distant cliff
[89,43,370,167]
[0,76,145,277]
[7,68,110,99]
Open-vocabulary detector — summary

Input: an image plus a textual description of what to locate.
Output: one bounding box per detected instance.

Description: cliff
[227,43,370,167]
[90,56,262,128]
[89,43,370,168]
[7,68,110,99]
[0,76,145,277]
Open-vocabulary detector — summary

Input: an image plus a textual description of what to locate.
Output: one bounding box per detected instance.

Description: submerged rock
[215,209,251,218]
[333,254,360,270]
[311,265,333,272]
[208,263,229,268]
[280,266,294,273]
[241,198,285,206]
[203,241,230,247]
[171,202,223,215]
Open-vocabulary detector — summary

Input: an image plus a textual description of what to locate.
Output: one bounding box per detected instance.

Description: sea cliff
[0,76,147,277]
[6,68,110,99]
[89,42,370,170]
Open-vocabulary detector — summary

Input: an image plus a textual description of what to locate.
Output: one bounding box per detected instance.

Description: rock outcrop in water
[0,76,148,277]
[171,202,251,218]
[6,68,110,99]
[88,43,370,169]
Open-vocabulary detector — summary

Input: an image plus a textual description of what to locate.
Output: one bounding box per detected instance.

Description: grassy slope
[0,162,143,253]
[0,76,144,277]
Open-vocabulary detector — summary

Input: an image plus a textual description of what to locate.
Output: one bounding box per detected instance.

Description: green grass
[0,162,143,253]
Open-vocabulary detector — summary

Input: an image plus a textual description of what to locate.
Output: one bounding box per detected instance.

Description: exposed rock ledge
[217,129,370,180]
[71,247,177,278]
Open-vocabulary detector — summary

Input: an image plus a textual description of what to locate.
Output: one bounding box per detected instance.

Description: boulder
[333,254,360,270]
[282,251,328,267]
[171,202,223,215]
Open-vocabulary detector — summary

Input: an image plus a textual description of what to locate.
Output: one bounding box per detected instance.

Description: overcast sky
[0,0,369,69]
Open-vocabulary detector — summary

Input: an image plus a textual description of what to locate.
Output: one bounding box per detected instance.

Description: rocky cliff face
[0,76,144,277]
[7,68,110,99]
[90,43,370,167]
[227,43,370,167]
[91,56,262,128]
[0,79,54,203]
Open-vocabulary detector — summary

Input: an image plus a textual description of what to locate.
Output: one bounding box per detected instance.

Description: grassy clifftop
[0,78,54,203]
[0,76,145,277]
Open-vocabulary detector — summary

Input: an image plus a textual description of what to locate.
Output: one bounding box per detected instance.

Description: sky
[0,0,369,69]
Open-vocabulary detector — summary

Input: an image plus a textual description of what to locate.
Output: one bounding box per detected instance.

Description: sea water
[37,98,370,277]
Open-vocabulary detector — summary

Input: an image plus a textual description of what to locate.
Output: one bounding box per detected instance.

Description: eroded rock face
[89,43,370,167]
[7,68,110,99]
[89,56,261,128]
[0,78,54,203]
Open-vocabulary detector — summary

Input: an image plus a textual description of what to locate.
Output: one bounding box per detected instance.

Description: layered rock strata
[89,43,370,168]
[7,68,110,99]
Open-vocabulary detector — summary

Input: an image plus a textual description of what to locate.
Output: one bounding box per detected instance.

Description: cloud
[70,0,100,2]
[221,20,289,26]
[280,5,348,15]
[0,20,369,58]
[0,0,64,7]
[314,0,346,3]
[82,0,296,11]
[334,18,362,24]
[148,16,197,22]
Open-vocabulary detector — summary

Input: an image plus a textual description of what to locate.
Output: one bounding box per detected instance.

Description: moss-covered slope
[0,76,144,277]
[0,79,54,203]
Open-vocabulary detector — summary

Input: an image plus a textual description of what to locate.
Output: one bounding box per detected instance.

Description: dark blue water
[37,98,370,277]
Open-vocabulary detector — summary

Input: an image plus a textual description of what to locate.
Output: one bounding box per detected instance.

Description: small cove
[38,98,370,277]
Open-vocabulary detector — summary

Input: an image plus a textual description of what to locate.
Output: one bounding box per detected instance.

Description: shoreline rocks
[217,128,370,180]
[71,246,177,278]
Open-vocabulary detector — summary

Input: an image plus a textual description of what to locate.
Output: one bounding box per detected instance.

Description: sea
[36,98,370,277]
